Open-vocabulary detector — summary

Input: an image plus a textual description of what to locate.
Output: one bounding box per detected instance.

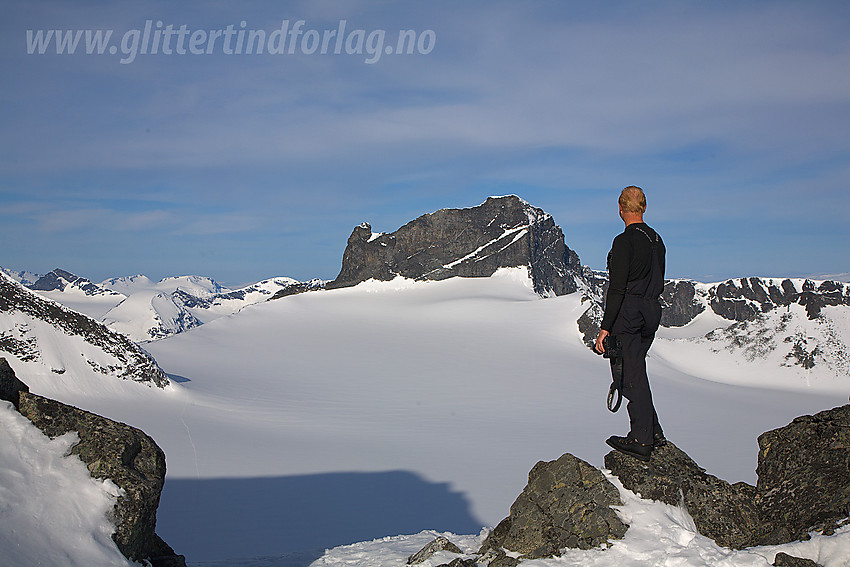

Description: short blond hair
[619,186,646,214]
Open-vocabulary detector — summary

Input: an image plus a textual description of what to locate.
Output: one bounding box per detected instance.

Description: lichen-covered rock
[772,552,822,567]
[756,404,850,545]
[479,453,626,564]
[604,441,761,549]
[16,390,184,566]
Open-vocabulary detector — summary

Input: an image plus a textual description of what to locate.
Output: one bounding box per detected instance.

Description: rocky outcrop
[756,404,850,544]
[269,279,327,300]
[478,453,627,566]
[659,279,705,327]
[605,441,761,549]
[772,552,822,567]
[0,361,184,566]
[327,196,582,296]
[675,277,850,325]
[605,405,850,551]
[0,357,28,409]
[408,535,463,564]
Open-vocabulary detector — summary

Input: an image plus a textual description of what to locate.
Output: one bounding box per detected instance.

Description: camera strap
[606,336,624,413]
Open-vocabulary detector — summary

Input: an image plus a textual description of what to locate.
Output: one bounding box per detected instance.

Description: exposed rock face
[605,441,761,549]
[15,391,185,566]
[327,196,582,296]
[684,277,849,325]
[0,357,28,409]
[268,279,327,301]
[659,280,705,327]
[0,273,169,387]
[479,453,627,565]
[756,404,850,545]
[0,361,183,566]
[30,268,118,297]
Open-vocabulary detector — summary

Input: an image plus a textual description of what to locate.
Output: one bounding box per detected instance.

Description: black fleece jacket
[600,222,666,332]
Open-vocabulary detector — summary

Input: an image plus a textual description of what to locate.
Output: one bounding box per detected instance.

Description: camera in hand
[601,335,622,360]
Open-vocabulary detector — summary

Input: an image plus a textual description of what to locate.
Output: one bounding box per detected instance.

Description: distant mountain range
[0,271,168,387]
[2,268,320,343]
[1,195,848,385]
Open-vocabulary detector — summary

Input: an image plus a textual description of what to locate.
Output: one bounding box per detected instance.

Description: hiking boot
[653,432,667,448]
[606,435,652,462]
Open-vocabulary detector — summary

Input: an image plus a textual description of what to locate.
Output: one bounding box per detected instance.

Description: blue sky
[2,1,849,286]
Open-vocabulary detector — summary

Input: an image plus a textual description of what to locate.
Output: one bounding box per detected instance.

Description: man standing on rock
[595,186,666,461]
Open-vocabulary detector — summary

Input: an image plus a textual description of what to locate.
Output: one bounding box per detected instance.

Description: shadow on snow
[157,470,483,565]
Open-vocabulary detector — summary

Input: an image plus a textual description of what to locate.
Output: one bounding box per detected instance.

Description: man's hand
[595,329,609,355]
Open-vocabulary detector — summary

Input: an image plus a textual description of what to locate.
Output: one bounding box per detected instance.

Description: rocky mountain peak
[30,268,114,297]
[327,195,582,296]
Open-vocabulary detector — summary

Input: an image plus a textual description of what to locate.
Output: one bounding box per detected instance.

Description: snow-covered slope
[3,269,849,565]
[0,272,169,391]
[97,275,309,341]
[2,268,313,342]
[102,274,224,298]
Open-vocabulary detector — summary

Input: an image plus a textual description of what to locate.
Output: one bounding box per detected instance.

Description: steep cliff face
[327,196,582,296]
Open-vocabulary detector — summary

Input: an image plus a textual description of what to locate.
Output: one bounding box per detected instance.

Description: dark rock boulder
[756,404,850,545]
[479,453,627,565]
[0,357,29,409]
[772,552,822,567]
[327,196,582,296]
[437,559,478,567]
[12,384,184,566]
[604,441,761,549]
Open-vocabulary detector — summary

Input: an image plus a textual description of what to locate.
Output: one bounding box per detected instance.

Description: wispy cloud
[2,1,849,283]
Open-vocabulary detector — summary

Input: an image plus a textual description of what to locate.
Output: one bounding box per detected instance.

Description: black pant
[610,295,662,445]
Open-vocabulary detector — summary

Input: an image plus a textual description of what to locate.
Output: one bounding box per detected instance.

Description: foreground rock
[478,453,627,566]
[0,357,28,409]
[756,404,850,544]
[327,196,583,296]
[0,360,184,566]
[606,404,850,550]
[408,535,463,564]
[605,441,761,549]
